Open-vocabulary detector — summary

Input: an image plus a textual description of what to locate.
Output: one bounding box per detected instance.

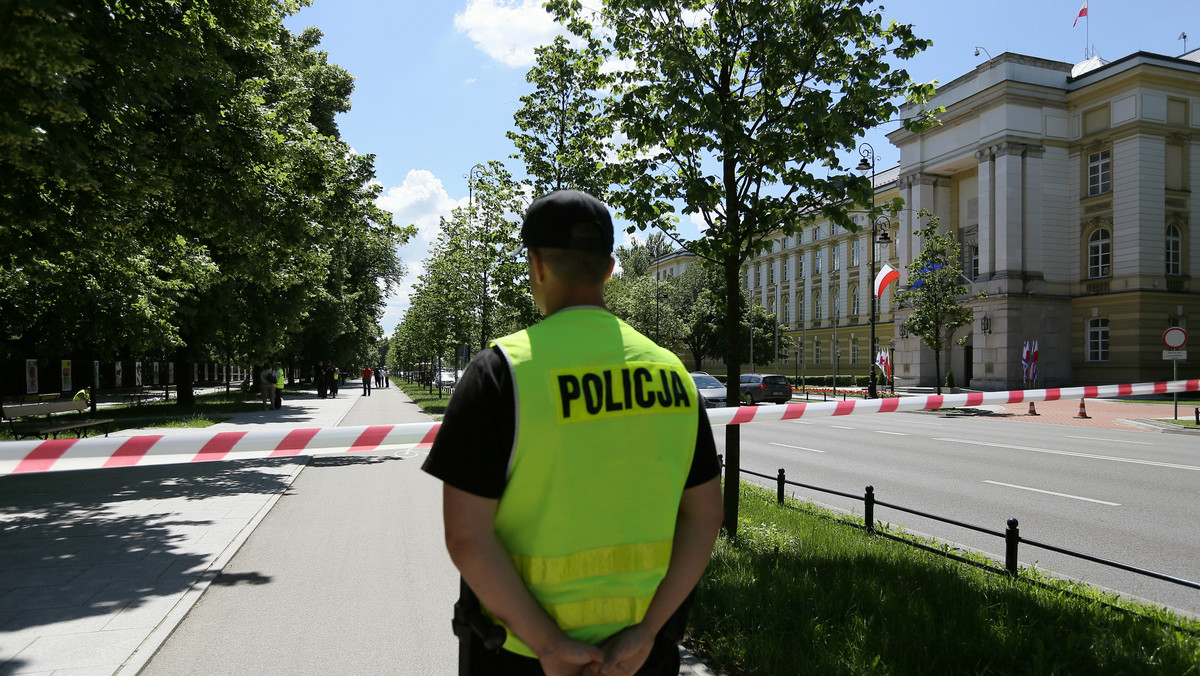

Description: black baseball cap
[519,190,614,253]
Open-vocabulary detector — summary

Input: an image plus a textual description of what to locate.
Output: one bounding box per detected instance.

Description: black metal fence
[731,461,1200,599]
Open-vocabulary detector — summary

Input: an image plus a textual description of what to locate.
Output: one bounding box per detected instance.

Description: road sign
[1163,350,1187,360]
[1163,327,1188,349]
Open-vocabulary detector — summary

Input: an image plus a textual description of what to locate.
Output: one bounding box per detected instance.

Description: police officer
[423,190,723,676]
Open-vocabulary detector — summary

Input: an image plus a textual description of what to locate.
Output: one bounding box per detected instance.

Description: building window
[1166,224,1182,276]
[781,295,790,323]
[797,257,804,278]
[851,240,860,267]
[1088,229,1111,279]
[814,291,822,320]
[814,250,823,275]
[782,258,789,282]
[1087,318,1110,362]
[970,245,980,281]
[850,284,860,317]
[798,344,805,365]
[814,340,821,365]
[768,262,775,285]
[796,293,804,323]
[850,337,859,365]
[832,246,841,271]
[1088,150,1111,197]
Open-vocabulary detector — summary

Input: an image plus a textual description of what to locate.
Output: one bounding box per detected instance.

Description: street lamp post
[857,144,892,399]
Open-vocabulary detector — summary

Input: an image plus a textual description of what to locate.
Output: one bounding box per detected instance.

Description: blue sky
[283,0,1199,335]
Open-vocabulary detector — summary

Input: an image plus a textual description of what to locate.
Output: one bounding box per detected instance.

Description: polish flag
[874,262,900,298]
[1073,1,1087,27]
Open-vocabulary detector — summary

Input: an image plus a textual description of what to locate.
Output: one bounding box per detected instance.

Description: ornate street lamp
[856,145,892,399]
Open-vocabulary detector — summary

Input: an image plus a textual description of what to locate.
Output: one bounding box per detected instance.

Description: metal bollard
[777,468,786,504]
[864,485,875,534]
[1194,407,1198,425]
[1005,518,1020,577]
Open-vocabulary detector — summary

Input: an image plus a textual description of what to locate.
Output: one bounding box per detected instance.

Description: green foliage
[945,369,957,389]
[547,0,937,534]
[0,1,407,403]
[392,162,534,368]
[508,35,614,198]
[894,210,985,395]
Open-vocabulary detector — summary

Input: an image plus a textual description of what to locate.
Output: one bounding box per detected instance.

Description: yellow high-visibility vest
[489,307,699,657]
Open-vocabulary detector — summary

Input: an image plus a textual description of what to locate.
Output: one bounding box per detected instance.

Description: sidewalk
[0,382,718,675]
[0,385,369,674]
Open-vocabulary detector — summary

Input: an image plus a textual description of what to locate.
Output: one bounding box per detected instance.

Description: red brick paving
[987,396,1189,432]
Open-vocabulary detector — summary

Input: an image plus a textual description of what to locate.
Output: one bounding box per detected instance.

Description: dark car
[739,373,792,404]
[690,372,728,408]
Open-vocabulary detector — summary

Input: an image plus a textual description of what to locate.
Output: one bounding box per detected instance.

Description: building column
[994,142,1026,280]
[975,146,996,279]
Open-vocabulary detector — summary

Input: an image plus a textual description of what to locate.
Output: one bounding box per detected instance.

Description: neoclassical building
[659,48,1200,390]
[888,49,1200,389]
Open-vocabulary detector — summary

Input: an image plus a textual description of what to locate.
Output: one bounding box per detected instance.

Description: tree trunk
[175,341,196,407]
[722,252,743,537]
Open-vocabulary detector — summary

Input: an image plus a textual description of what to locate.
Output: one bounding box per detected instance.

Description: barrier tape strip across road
[1,380,1196,477]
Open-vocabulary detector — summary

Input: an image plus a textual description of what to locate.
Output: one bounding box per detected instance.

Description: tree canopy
[547,0,937,534]
[1,0,410,401]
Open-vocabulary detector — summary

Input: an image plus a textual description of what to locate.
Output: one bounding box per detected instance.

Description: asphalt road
[140,389,456,676]
[718,410,1200,617]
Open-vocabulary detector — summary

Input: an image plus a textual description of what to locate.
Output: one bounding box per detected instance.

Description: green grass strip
[687,482,1200,674]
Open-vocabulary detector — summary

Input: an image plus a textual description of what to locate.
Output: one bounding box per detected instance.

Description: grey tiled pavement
[0,383,718,675]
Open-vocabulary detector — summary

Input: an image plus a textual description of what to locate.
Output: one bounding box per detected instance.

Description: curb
[1120,417,1200,434]
[115,457,311,674]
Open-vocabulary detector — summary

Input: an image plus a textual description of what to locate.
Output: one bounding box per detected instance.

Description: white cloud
[454,0,562,68]
[377,169,463,245]
[375,171,467,334]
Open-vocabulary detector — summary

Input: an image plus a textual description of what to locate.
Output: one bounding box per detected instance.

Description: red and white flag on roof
[874,262,900,298]
[1073,1,1088,26]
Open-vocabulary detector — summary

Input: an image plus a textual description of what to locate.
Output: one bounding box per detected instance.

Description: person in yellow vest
[423,190,722,676]
[73,387,91,404]
[273,362,285,410]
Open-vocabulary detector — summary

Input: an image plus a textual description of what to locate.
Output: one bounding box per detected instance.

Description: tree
[548,0,936,534]
[894,211,985,395]
[508,35,614,198]
[0,2,407,405]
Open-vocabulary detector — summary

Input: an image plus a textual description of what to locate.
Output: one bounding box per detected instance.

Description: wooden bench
[2,400,114,440]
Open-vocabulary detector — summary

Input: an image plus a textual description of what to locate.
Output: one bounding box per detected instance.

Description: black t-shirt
[422,346,721,499]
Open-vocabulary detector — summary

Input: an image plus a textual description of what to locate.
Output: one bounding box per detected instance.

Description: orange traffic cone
[1074,398,1090,419]
[1027,401,1039,416]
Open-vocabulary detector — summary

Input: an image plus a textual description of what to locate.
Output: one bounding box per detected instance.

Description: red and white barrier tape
[705,379,1200,426]
[1,379,1195,477]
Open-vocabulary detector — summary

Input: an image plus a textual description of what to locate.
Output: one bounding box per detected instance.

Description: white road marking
[876,431,908,436]
[983,480,1120,506]
[936,437,1200,472]
[1067,435,1152,445]
[830,425,855,430]
[769,442,826,453]
[788,421,812,425]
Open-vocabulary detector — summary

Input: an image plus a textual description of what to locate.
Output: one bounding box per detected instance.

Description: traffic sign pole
[1164,328,1189,420]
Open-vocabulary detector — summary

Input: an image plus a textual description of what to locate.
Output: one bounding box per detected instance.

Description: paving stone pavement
[0,383,719,675]
[986,394,1200,432]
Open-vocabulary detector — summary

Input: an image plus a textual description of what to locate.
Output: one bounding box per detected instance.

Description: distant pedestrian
[330,366,340,398]
[260,364,276,410]
[73,386,91,404]
[382,366,389,388]
[361,366,373,396]
[274,362,285,409]
[316,361,328,399]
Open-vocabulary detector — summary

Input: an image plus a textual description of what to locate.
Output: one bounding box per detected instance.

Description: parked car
[690,372,728,408]
[739,373,792,404]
